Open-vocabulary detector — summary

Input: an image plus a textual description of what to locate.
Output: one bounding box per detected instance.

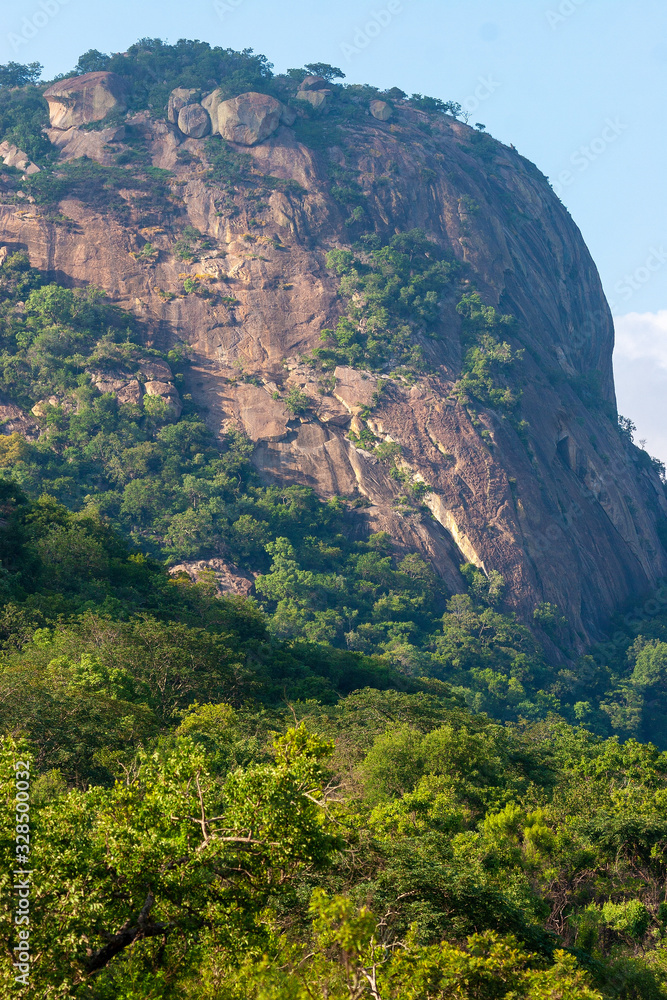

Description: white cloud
[614,309,667,368]
[613,311,667,464]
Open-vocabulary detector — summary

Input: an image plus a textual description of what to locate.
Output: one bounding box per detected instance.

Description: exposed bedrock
[2,99,665,648]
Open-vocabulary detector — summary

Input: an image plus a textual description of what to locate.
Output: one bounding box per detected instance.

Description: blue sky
[2,0,666,458]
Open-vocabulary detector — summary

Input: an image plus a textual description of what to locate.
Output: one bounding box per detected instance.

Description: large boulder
[177,103,211,138]
[43,72,127,129]
[370,100,393,121]
[201,88,224,120]
[168,87,198,124]
[295,89,331,109]
[217,92,283,146]
[0,140,39,175]
[280,104,297,126]
[143,380,182,418]
[298,75,329,92]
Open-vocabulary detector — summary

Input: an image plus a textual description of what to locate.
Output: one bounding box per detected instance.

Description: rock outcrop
[298,75,329,92]
[201,88,224,121]
[216,92,283,145]
[2,92,666,647]
[177,103,211,138]
[45,125,125,165]
[370,100,393,121]
[44,72,128,129]
[168,87,198,124]
[169,558,255,596]
[0,141,39,175]
[89,359,181,415]
[295,90,330,109]
[0,398,39,439]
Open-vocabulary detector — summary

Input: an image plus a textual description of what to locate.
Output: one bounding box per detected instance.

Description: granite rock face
[44,72,127,128]
[298,75,329,91]
[216,92,284,145]
[370,100,393,121]
[168,87,199,124]
[3,96,666,647]
[0,141,40,175]
[295,90,330,109]
[177,103,211,138]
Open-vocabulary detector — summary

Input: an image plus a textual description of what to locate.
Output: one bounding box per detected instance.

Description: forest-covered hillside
[1,39,667,999]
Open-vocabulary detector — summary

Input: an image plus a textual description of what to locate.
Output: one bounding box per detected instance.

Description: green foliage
[88,38,274,114]
[174,224,213,261]
[284,386,310,415]
[0,61,42,88]
[0,79,51,164]
[454,291,523,411]
[315,229,461,372]
[410,94,465,117]
[24,155,173,225]
[303,62,346,82]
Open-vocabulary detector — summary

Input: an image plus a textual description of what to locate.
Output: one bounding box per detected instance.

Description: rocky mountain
[2,68,666,649]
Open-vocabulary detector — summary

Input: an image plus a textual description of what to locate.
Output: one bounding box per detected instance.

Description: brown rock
[44,72,127,129]
[295,90,331,109]
[224,384,290,441]
[46,125,125,166]
[280,104,298,126]
[3,92,667,649]
[143,381,182,418]
[168,87,198,124]
[0,141,39,175]
[332,367,377,412]
[177,103,211,138]
[298,75,329,91]
[0,399,39,439]
[169,558,255,596]
[217,92,283,145]
[316,396,353,427]
[138,359,172,380]
[370,100,393,121]
[201,88,224,120]
[116,380,143,406]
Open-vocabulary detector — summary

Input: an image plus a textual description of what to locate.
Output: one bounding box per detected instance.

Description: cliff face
[2,98,666,646]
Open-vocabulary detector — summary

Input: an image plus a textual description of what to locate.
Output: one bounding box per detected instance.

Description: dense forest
[1,39,667,999]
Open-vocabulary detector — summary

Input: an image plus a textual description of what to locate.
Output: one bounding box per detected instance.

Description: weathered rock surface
[280,104,298,126]
[177,103,211,138]
[370,100,393,121]
[169,558,255,596]
[2,97,666,647]
[217,92,283,145]
[168,87,198,124]
[0,141,40,175]
[46,125,125,166]
[295,90,330,109]
[0,399,39,439]
[143,380,182,417]
[298,75,329,91]
[44,72,127,129]
[217,383,291,441]
[201,88,224,121]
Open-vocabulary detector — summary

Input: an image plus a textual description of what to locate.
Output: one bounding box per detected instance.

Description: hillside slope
[1,69,666,648]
